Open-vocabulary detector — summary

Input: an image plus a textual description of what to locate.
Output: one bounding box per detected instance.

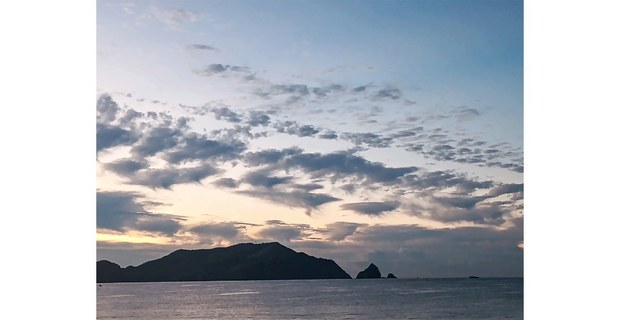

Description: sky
[96,0,523,278]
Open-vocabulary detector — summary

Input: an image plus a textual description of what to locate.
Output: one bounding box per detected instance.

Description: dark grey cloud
[340,201,400,216]
[212,178,239,189]
[241,171,292,188]
[486,183,524,198]
[311,84,345,97]
[194,64,251,77]
[246,111,271,127]
[372,87,402,100]
[244,148,416,186]
[188,222,241,238]
[255,84,310,98]
[403,170,492,193]
[106,162,220,189]
[237,189,340,215]
[274,120,320,137]
[432,195,486,210]
[164,132,246,164]
[323,222,366,241]
[254,83,346,103]
[340,132,393,148]
[97,191,183,236]
[255,226,304,242]
[131,126,184,157]
[131,163,220,189]
[186,44,217,51]
[453,106,481,121]
[244,147,302,166]
[318,130,338,139]
[97,94,120,123]
[209,106,242,123]
[104,158,149,176]
[119,109,144,126]
[97,124,139,152]
[210,125,268,140]
[351,85,369,93]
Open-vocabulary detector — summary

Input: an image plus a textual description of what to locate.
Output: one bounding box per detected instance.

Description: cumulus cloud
[274,120,320,137]
[164,132,246,164]
[208,106,242,123]
[97,191,184,236]
[97,124,139,152]
[340,201,400,216]
[246,111,271,127]
[244,148,416,186]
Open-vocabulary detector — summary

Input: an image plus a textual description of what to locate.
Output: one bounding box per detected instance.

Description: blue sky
[97,0,523,277]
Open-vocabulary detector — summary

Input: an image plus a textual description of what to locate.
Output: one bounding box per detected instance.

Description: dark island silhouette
[97,242,351,283]
[356,263,382,279]
[355,263,399,279]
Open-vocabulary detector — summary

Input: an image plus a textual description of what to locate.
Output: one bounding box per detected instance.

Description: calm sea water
[97,278,523,319]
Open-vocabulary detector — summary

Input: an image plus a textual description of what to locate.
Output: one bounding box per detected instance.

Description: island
[97,242,352,283]
[356,263,382,279]
[387,273,397,279]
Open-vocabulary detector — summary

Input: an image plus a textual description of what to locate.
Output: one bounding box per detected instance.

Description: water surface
[97,278,523,319]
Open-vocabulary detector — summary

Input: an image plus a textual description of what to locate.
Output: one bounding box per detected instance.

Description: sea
[97,278,523,319]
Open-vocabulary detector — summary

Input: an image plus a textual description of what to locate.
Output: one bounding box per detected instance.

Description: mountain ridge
[97,242,352,283]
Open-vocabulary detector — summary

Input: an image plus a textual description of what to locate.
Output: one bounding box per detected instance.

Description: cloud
[164,132,247,164]
[97,94,120,123]
[237,189,340,215]
[131,163,220,189]
[246,111,271,127]
[241,171,292,188]
[486,183,524,198]
[194,64,252,78]
[104,158,149,176]
[244,148,416,186]
[372,87,402,100]
[209,106,242,123]
[186,44,218,51]
[97,124,139,152]
[324,222,366,241]
[212,178,239,189]
[97,191,183,236]
[340,132,393,148]
[131,126,184,157]
[256,226,305,242]
[318,130,338,139]
[187,222,241,238]
[340,201,400,216]
[274,120,320,137]
[453,106,481,121]
[403,170,492,192]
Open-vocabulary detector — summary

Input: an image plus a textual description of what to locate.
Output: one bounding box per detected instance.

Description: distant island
[97,242,352,283]
[356,263,382,279]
